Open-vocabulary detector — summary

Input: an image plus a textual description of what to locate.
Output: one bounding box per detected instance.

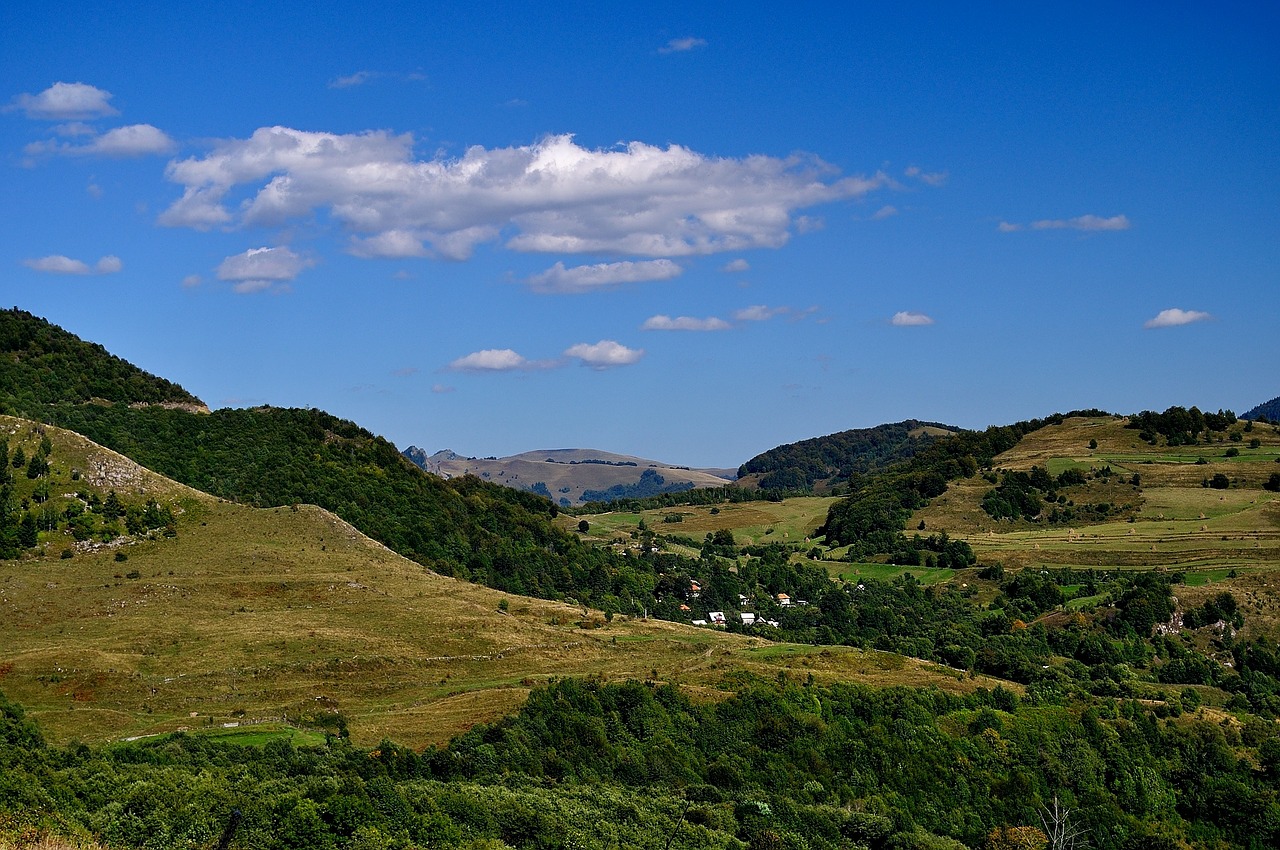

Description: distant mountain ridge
[403,445,736,506]
[1243,394,1280,422]
[738,419,959,491]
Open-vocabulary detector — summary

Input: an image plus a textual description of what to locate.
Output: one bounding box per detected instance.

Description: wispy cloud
[525,259,682,294]
[432,383,455,394]
[641,315,731,331]
[25,123,176,158]
[721,258,749,273]
[216,246,310,294]
[9,82,118,119]
[658,37,707,54]
[159,129,889,257]
[890,311,934,326]
[733,305,789,322]
[391,367,419,377]
[872,205,898,220]
[1144,308,1212,329]
[564,340,644,369]
[1000,214,1131,232]
[181,274,202,288]
[329,70,377,89]
[904,166,947,187]
[24,254,122,275]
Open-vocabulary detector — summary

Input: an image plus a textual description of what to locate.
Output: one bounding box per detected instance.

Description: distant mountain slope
[0,307,204,411]
[738,419,957,491]
[403,446,736,506]
[1243,394,1280,421]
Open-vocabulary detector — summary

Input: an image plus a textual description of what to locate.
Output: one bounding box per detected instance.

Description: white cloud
[10,82,118,119]
[24,255,90,274]
[872,205,898,220]
[23,253,121,275]
[54,122,97,137]
[733,305,789,322]
[216,246,309,293]
[25,124,176,158]
[659,37,707,54]
[525,259,682,294]
[1029,214,1130,231]
[431,383,455,394]
[94,255,122,274]
[564,340,644,369]
[905,166,947,187]
[721,258,750,273]
[1144,308,1212,329]
[158,128,887,255]
[642,315,731,331]
[891,311,934,326]
[329,71,376,89]
[181,274,203,288]
[448,349,533,372]
[999,215,1130,232]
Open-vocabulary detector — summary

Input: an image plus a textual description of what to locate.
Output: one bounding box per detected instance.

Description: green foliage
[0,307,201,409]
[739,419,955,491]
[1127,405,1236,445]
[822,411,1111,549]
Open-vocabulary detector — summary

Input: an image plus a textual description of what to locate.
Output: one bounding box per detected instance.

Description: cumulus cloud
[10,82,118,119]
[1002,214,1130,232]
[23,253,122,275]
[525,259,682,294]
[1144,308,1212,329]
[564,340,645,369]
[659,37,707,54]
[448,349,534,372]
[216,246,309,293]
[157,128,888,257]
[721,258,749,273]
[641,314,731,331]
[25,124,177,158]
[94,255,123,273]
[890,311,934,326]
[733,305,789,322]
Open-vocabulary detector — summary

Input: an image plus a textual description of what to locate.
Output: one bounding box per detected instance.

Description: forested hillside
[3,676,1278,850]
[1244,394,1280,422]
[738,420,954,491]
[0,308,202,410]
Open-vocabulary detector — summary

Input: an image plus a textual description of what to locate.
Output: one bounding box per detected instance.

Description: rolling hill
[404,446,736,506]
[0,414,996,750]
[736,419,958,491]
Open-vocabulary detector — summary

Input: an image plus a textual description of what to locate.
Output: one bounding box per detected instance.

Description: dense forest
[1242,395,1280,424]
[0,308,201,410]
[737,420,953,491]
[3,675,1278,850]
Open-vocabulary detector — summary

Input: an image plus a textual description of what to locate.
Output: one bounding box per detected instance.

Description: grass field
[0,422,1007,750]
[569,497,837,549]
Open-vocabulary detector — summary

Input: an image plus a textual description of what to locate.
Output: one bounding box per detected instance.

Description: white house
[740,612,757,626]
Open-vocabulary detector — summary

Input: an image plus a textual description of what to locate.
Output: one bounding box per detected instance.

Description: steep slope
[737,419,957,491]
[0,307,203,411]
[0,310,639,606]
[405,445,735,506]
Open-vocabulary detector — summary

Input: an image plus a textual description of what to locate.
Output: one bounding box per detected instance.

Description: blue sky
[2,2,1277,467]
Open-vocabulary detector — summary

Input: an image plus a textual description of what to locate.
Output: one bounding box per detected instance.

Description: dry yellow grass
[0,421,1004,751]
